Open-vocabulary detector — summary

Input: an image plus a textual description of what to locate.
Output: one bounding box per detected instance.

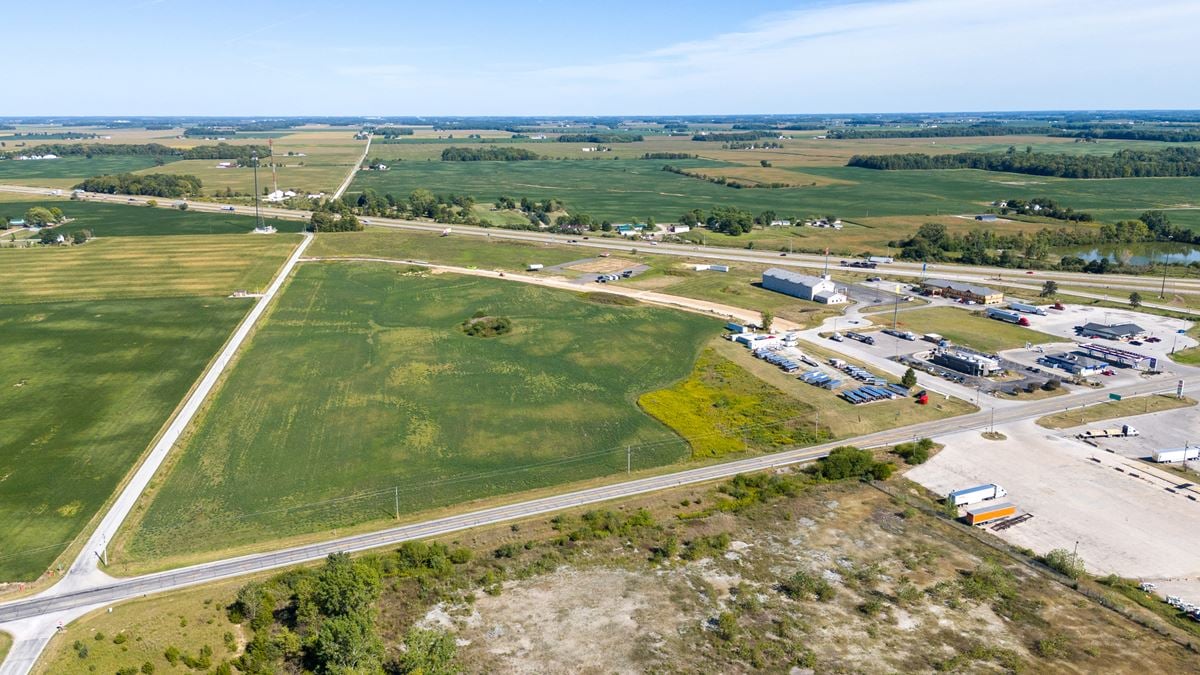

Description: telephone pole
[626,446,632,474]
[394,486,399,520]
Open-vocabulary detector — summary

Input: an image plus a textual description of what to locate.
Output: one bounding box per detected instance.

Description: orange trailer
[965,502,1016,526]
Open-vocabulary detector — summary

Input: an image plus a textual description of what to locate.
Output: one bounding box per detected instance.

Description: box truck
[947,484,1007,507]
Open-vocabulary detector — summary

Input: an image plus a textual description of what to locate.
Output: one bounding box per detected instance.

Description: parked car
[1147,336,1162,343]
[1130,340,1143,346]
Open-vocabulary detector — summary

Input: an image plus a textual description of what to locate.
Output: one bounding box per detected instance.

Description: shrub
[680,533,731,561]
[460,315,512,337]
[893,438,933,465]
[1041,378,1060,391]
[1034,632,1070,658]
[780,570,835,602]
[164,647,181,666]
[113,633,128,644]
[1039,548,1085,579]
[715,611,738,641]
[141,663,155,674]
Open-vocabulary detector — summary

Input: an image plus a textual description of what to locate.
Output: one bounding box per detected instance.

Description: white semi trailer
[947,484,1008,507]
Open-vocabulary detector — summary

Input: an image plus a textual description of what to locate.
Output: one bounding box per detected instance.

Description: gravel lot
[909,413,1200,602]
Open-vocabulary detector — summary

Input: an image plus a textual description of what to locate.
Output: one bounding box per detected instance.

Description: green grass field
[123,264,720,563]
[0,297,250,580]
[0,235,300,304]
[0,156,168,187]
[887,306,1048,352]
[309,228,584,270]
[0,199,301,236]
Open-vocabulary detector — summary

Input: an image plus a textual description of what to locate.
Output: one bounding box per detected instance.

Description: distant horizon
[5,109,1200,122]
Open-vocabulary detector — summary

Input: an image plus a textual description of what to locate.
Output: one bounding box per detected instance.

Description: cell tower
[251,152,276,234]
[268,138,278,194]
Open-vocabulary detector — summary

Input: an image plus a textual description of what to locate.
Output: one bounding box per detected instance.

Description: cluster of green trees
[440,146,542,161]
[369,127,414,138]
[813,446,893,481]
[229,551,461,673]
[691,131,777,142]
[74,173,202,197]
[677,206,755,235]
[308,210,362,232]
[997,197,1093,222]
[556,133,642,143]
[460,313,513,337]
[895,211,1196,269]
[827,124,1052,139]
[724,140,782,150]
[848,146,1200,178]
[180,143,271,162]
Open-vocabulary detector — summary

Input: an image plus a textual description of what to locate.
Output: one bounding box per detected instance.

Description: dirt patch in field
[566,257,638,274]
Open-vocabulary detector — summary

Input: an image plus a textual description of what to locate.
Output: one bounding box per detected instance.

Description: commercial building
[931,349,1001,376]
[1078,322,1145,341]
[920,279,1004,304]
[1038,352,1108,376]
[1078,343,1156,370]
[761,268,847,304]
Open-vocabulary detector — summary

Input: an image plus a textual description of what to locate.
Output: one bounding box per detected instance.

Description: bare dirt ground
[909,416,1200,602]
[567,257,640,274]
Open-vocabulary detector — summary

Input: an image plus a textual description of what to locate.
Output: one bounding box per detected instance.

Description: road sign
[1109,393,1122,401]
[1179,380,1186,398]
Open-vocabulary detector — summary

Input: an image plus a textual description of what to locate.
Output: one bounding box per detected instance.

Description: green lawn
[123,264,720,563]
[0,234,301,304]
[887,306,1049,352]
[0,200,301,236]
[0,297,250,580]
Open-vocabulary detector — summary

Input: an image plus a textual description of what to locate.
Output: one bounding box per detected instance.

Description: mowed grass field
[0,200,301,236]
[123,264,720,563]
[887,306,1049,352]
[0,235,300,304]
[0,297,250,580]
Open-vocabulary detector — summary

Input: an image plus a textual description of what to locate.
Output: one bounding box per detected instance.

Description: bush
[1034,632,1070,658]
[460,315,512,337]
[815,446,893,481]
[893,438,933,465]
[1041,378,1060,391]
[164,647,181,666]
[141,663,155,674]
[780,570,835,602]
[715,611,738,641]
[113,633,128,644]
[680,533,731,561]
[1039,548,1085,579]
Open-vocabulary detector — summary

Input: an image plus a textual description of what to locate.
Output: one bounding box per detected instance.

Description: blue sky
[8,0,1199,115]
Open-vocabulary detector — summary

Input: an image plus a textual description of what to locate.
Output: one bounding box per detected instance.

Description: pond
[1057,242,1200,266]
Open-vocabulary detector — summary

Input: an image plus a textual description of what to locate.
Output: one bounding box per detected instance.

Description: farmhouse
[920,278,1003,305]
[762,268,847,304]
[1078,322,1145,341]
[263,190,297,203]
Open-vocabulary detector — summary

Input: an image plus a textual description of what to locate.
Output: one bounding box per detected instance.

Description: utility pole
[626,446,632,474]
[1160,257,1168,299]
[892,284,901,330]
[394,486,399,520]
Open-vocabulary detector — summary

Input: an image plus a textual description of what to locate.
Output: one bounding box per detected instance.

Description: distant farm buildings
[263,189,297,203]
[762,268,847,304]
[920,279,1003,305]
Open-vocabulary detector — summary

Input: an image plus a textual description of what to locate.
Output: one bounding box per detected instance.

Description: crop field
[0,156,167,187]
[0,234,301,304]
[309,228,585,269]
[350,130,1200,235]
[122,264,720,563]
[0,297,250,580]
[134,129,366,196]
[886,306,1048,352]
[0,199,300,236]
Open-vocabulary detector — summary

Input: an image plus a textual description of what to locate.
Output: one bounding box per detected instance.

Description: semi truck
[947,483,1007,507]
[1009,301,1047,316]
[845,332,876,345]
[1153,446,1199,463]
[965,502,1017,526]
[1076,425,1139,440]
[986,307,1031,326]
[882,328,917,341]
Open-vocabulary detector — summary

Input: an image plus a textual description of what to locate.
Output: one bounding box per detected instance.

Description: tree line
[1052,127,1200,143]
[556,133,642,143]
[827,124,1054,139]
[73,173,202,197]
[661,164,791,189]
[997,197,1093,222]
[642,152,696,159]
[691,131,778,142]
[3,142,270,162]
[440,146,542,161]
[847,146,1200,178]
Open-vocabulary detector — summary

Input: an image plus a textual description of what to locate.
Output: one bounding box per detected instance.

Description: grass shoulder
[1035,395,1196,429]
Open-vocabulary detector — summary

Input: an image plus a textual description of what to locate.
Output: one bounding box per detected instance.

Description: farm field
[0,199,300,236]
[0,156,167,187]
[884,306,1049,352]
[121,264,721,564]
[134,129,366,196]
[0,234,301,304]
[0,297,250,580]
[1036,395,1197,429]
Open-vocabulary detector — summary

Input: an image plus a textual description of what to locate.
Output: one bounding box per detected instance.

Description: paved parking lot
[1021,304,1196,358]
[909,413,1200,602]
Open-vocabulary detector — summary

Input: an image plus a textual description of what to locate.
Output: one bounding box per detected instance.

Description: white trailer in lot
[947,483,1008,507]
[1153,446,1199,463]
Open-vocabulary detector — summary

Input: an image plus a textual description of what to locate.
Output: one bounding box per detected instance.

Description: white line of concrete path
[333,135,371,200]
